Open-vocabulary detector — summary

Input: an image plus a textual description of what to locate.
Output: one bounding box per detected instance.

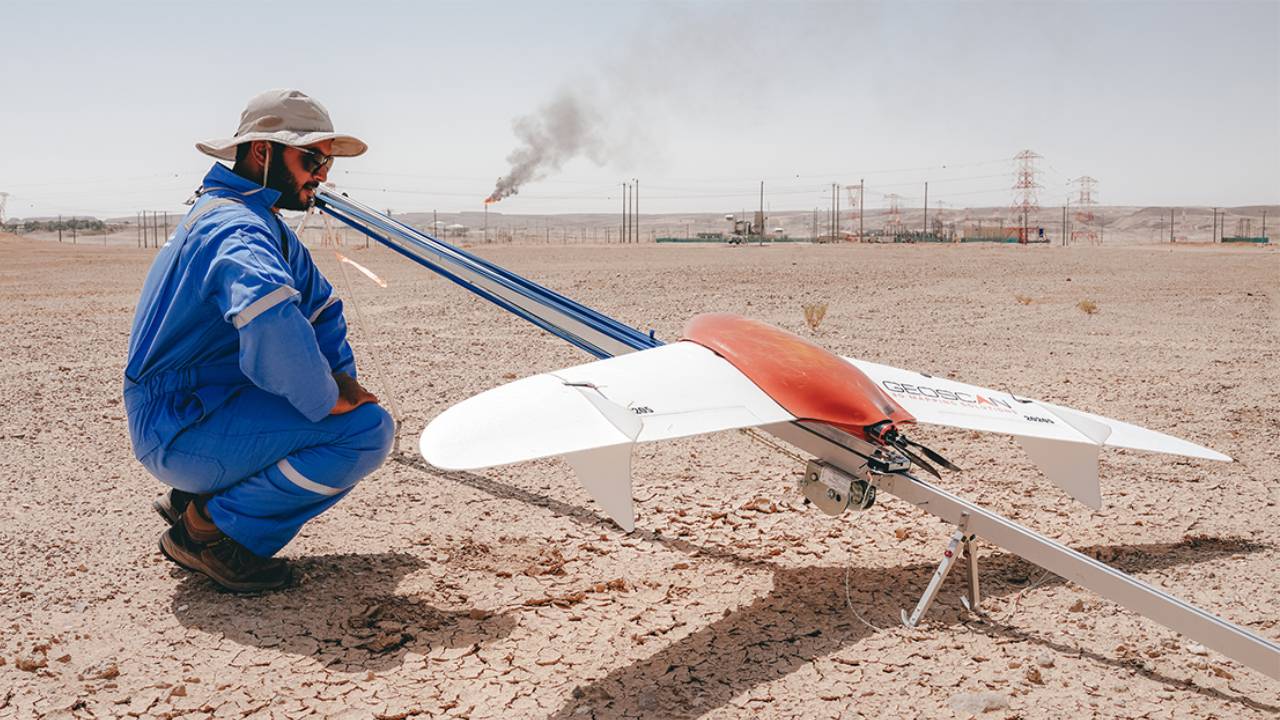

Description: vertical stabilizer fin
[561,382,642,531]
[1016,436,1103,509]
[564,445,636,531]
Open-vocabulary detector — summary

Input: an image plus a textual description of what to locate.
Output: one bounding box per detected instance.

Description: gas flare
[485,90,604,204]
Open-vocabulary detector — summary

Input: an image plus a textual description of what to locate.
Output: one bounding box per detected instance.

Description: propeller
[894,441,941,478]
[865,422,962,478]
[897,435,962,472]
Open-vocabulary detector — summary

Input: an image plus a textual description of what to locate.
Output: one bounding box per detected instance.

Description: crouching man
[123,89,394,592]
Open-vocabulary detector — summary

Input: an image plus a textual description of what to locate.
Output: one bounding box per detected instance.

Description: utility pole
[833,184,839,238]
[812,207,818,240]
[834,183,840,238]
[831,184,837,238]
[923,181,930,235]
[859,179,864,242]
[634,178,639,244]
[1062,205,1068,246]
[1169,207,1174,243]
[1065,200,1070,245]
[1263,209,1268,240]
[759,180,764,239]
[58,214,63,243]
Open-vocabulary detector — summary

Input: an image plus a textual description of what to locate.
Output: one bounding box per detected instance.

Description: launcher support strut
[901,513,981,627]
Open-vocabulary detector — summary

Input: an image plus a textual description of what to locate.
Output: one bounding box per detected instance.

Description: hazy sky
[1,0,1276,218]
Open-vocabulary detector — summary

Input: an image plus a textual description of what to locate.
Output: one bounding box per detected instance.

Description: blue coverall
[124,163,394,557]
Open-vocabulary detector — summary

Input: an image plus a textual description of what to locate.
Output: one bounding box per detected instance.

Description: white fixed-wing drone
[316,190,1279,681]
[420,311,1227,531]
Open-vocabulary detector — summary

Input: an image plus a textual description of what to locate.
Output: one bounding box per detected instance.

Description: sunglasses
[282,144,334,174]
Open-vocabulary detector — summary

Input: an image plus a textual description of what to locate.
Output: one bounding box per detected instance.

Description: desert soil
[0,235,1276,719]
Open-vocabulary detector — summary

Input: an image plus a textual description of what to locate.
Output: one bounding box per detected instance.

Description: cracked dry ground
[1,234,1277,719]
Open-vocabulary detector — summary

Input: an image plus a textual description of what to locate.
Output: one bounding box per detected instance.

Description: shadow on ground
[545,539,1276,719]
[395,454,1277,718]
[169,551,516,672]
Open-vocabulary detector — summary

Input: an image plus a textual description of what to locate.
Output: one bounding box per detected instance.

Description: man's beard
[266,145,315,211]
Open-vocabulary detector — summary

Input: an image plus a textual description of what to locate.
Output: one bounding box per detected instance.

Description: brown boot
[158,501,292,593]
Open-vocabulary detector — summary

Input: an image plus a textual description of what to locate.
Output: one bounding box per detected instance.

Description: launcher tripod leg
[901,513,979,627]
[962,534,981,611]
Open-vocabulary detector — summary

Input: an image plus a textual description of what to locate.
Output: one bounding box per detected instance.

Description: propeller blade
[891,439,941,478]
[906,438,962,472]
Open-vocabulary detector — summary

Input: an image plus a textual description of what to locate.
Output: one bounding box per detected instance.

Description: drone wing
[420,341,795,530]
[845,358,1231,508]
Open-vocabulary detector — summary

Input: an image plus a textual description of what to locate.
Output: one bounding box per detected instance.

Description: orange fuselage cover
[682,313,914,441]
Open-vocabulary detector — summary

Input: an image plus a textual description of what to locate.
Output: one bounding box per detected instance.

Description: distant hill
[381,205,1277,245]
[11,204,1275,246]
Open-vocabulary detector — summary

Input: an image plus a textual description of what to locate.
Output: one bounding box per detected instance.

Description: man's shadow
[169,551,516,672]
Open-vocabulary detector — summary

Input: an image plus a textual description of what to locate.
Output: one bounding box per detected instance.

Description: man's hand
[330,372,379,415]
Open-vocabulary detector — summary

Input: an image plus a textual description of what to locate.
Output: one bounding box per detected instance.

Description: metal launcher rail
[316,190,658,359]
[314,190,1279,681]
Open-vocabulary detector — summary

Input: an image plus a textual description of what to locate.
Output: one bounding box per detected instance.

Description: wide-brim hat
[196,88,367,161]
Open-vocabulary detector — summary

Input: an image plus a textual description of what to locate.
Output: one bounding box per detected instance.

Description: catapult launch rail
[315,189,1279,680]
